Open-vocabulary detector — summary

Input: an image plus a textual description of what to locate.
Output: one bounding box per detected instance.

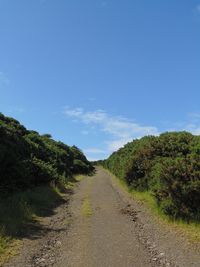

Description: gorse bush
[0,112,94,260]
[101,131,200,221]
[0,113,94,195]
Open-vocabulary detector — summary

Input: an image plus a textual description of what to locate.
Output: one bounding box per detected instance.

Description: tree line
[0,113,94,195]
[99,132,200,221]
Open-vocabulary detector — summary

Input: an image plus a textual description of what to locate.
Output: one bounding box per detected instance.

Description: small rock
[55,241,62,247]
[36,258,45,263]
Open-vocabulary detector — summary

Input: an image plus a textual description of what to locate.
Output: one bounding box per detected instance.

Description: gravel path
[4,167,200,267]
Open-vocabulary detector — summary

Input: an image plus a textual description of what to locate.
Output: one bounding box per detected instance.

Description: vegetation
[81,197,93,217]
[81,178,93,217]
[100,132,200,222]
[0,112,94,194]
[0,185,65,265]
[0,112,94,263]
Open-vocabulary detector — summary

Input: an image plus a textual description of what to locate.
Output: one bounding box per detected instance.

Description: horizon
[1,0,200,160]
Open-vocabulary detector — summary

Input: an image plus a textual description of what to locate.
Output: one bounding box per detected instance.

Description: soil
[4,167,200,267]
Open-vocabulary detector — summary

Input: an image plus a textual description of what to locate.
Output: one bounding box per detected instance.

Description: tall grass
[0,185,64,265]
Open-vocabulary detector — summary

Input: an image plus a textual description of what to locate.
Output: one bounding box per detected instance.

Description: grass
[75,174,86,182]
[0,185,67,266]
[81,177,93,217]
[81,196,93,217]
[105,168,200,243]
[0,174,88,266]
[132,190,200,242]
[0,238,21,267]
[65,173,93,217]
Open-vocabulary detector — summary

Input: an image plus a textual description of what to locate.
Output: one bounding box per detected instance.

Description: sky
[1,0,200,160]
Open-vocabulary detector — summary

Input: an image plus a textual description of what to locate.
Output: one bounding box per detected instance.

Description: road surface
[4,167,200,267]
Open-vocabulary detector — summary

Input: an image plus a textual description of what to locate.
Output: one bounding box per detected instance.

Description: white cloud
[106,138,133,152]
[173,112,200,135]
[84,148,107,154]
[87,156,102,162]
[183,116,200,135]
[65,107,83,117]
[64,107,158,137]
[64,108,200,159]
[186,125,200,135]
[64,107,159,157]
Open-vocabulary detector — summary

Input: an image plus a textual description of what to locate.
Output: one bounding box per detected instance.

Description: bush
[152,156,200,220]
[0,113,94,195]
[102,131,200,221]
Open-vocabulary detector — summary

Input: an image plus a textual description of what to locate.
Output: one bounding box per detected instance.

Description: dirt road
[5,167,200,267]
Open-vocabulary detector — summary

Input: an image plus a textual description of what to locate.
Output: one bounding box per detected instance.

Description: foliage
[0,113,94,195]
[100,131,200,221]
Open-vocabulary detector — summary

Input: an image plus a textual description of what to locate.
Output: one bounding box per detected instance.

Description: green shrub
[152,156,200,220]
[102,131,200,221]
[0,113,93,195]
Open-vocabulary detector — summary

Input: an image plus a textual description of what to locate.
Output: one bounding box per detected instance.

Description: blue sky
[1,0,200,160]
